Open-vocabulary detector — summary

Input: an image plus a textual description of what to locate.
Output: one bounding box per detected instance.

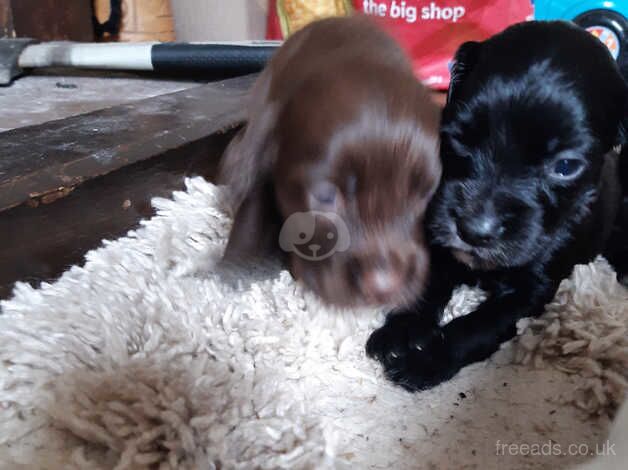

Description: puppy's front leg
[366,261,462,390]
[439,277,553,368]
[368,271,557,391]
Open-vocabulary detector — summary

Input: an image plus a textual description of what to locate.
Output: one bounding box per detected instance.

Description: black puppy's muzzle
[452,186,539,249]
[453,195,506,248]
[432,178,545,269]
[457,214,505,247]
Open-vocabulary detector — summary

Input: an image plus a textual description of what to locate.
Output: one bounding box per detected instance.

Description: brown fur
[218,16,441,307]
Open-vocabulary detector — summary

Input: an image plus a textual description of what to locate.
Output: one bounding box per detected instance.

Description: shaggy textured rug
[0,178,626,470]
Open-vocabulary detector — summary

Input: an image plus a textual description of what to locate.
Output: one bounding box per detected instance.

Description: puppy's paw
[366,313,458,391]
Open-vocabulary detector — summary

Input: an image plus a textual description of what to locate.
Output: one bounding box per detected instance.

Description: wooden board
[0,72,201,133]
[0,74,256,212]
[0,132,234,299]
[0,0,14,38]
[0,73,255,299]
[8,0,94,41]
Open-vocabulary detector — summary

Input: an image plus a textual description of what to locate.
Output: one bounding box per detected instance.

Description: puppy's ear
[620,114,628,187]
[617,54,628,153]
[218,70,281,263]
[617,94,628,173]
[447,41,481,105]
[219,68,276,204]
[222,180,282,264]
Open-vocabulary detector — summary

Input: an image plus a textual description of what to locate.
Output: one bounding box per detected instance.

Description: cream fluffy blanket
[0,178,625,469]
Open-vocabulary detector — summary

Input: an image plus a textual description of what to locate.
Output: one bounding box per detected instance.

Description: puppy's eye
[309,181,338,208]
[550,158,585,180]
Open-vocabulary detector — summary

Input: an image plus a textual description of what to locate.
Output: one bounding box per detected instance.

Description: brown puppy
[219,16,441,307]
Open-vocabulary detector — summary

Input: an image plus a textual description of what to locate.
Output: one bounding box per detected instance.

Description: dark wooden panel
[0,0,14,37]
[0,73,256,211]
[10,0,93,41]
[0,131,235,299]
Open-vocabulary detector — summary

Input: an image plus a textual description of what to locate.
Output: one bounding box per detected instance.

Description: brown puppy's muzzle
[289,232,428,308]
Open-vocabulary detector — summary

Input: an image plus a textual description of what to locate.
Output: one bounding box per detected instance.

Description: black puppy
[367,21,628,391]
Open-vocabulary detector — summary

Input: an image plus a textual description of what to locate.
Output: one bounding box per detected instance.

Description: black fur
[367,21,628,391]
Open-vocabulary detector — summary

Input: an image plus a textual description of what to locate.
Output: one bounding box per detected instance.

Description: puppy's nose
[458,216,503,247]
[362,268,402,302]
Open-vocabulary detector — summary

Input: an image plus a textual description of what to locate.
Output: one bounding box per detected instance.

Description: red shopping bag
[267,0,534,90]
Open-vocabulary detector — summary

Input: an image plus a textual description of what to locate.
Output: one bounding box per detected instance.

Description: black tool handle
[151,43,278,74]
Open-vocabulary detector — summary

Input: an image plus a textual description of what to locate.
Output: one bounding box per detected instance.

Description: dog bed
[0,177,625,469]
